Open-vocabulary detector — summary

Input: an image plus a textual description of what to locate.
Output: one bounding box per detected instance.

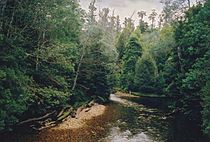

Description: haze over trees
[0,0,209,139]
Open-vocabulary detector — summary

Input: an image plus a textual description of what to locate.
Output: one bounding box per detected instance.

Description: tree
[124,17,135,32]
[76,25,113,102]
[109,10,116,31]
[158,13,164,28]
[134,53,158,93]
[0,0,82,130]
[120,34,142,91]
[160,0,193,24]
[99,8,110,27]
[138,11,146,24]
[88,0,97,23]
[149,9,158,30]
[164,1,210,134]
[138,11,148,33]
[116,27,132,61]
[116,15,121,33]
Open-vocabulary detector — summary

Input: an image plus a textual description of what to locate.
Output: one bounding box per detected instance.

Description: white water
[102,127,153,142]
[110,94,126,103]
[109,94,140,107]
[105,94,155,142]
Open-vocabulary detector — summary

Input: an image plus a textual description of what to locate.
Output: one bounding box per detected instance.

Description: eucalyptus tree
[116,15,121,33]
[160,0,193,24]
[99,8,110,27]
[124,17,135,32]
[109,10,116,31]
[88,0,97,24]
[138,11,147,24]
[149,9,158,30]
[158,13,164,28]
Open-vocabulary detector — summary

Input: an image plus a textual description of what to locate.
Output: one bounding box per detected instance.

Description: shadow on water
[0,94,209,142]
[120,94,209,142]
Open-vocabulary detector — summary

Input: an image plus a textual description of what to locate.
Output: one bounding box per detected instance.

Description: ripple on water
[102,127,154,142]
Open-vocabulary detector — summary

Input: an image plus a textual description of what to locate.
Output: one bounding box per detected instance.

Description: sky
[79,0,163,25]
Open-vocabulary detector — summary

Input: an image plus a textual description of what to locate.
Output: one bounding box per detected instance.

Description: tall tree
[149,9,158,30]
[88,0,97,23]
[116,15,121,33]
[99,8,110,27]
[138,11,147,24]
[165,1,210,135]
[109,10,116,31]
[120,34,142,91]
[76,25,113,102]
[137,11,148,32]
[134,53,158,93]
[158,13,164,28]
[124,17,135,32]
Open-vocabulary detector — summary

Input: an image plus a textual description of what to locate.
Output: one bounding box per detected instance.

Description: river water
[1,93,208,142]
[100,94,169,142]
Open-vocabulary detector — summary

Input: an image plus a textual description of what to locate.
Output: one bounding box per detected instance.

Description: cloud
[103,0,160,8]
[79,0,163,25]
[109,1,127,7]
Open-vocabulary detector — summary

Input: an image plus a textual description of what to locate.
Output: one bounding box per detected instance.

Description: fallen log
[18,111,56,125]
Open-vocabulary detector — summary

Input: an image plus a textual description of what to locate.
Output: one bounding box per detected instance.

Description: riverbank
[51,103,106,130]
[1,93,208,142]
[115,91,140,98]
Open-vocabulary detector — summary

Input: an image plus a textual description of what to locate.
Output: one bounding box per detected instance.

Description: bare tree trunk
[72,49,85,91]
[177,46,184,73]
[18,111,56,125]
[187,0,191,8]
[151,19,154,30]
[0,0,8,30]
[6,4,15,37]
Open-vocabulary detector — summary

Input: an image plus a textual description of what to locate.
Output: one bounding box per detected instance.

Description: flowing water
[1,93,208,142]
[100,94,169,142]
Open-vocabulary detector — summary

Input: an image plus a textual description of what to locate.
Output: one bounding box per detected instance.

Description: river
[1,93,208,142]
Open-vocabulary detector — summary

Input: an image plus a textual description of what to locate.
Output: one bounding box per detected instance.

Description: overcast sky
[79,0,163,25]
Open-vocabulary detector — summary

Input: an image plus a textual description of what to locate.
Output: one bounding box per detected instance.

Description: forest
[0,0,209,141]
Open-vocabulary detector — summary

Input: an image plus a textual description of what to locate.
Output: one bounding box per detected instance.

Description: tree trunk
[187,0,191,8]
[18,111,56,125]
[177,46,184,73]
[0,0,8,30]
[72,50,85,91]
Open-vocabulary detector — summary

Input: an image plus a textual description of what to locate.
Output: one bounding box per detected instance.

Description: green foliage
[164,1,210,134]
[181,51,210,133]
[116,0,209,136]
[120,34,142,91]
[138,21,149,33]
[201,81,210,134]
[0,0,82,131]
[0,68,30,130]
[134,53,158,93]
[76,25,114,102]
[0,0,118,131]
[116,28,133,61]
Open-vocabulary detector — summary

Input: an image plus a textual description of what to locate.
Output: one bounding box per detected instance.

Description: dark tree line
[0,0,117,131]
[0,0,209,137]
[116,0,210,136]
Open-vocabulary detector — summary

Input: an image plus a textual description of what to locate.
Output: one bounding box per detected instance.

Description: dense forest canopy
[0,0,209,139]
